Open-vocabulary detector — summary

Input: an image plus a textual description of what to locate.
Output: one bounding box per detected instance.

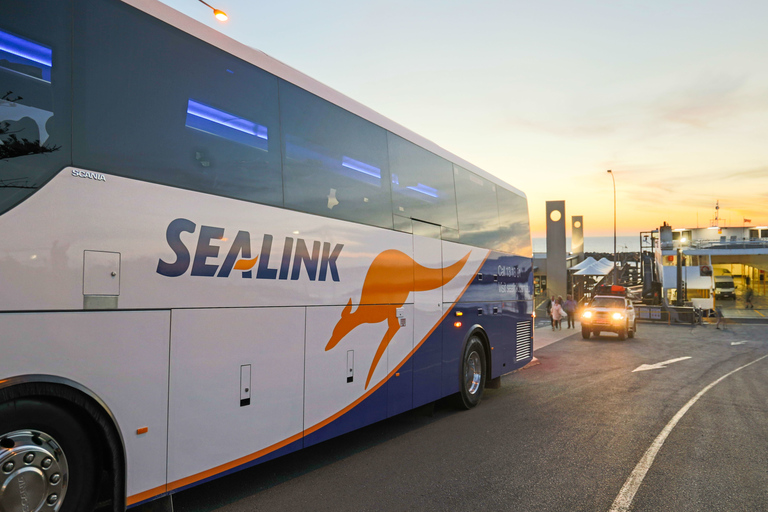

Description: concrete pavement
[533,317,580,352]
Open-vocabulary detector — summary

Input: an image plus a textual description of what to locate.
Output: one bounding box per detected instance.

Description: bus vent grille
[515,321,532,361]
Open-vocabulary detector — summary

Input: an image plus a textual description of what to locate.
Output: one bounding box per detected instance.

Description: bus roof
[122,0,526,200]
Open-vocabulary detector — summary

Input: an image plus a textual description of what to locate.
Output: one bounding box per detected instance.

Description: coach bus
[0,0,533,509]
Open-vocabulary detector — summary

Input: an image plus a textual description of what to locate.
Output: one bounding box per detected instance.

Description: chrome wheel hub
[0,430,68,512]
[464,350,482,395]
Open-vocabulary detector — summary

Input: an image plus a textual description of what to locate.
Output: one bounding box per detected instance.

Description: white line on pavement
[609,353,768,512]
[731,341,748,346]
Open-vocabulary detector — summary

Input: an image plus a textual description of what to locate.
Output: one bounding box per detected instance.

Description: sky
[160,0,768,237]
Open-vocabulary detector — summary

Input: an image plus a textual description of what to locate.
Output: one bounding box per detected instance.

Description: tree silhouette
[0,91,60,161]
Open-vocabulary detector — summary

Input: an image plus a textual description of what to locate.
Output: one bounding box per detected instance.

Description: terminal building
[653,222,768,310]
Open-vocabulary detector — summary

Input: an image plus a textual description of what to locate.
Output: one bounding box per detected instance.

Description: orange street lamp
[198,0,228,21]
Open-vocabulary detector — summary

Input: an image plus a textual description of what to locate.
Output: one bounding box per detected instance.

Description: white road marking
[731,341,748,346]
[609,354,768,512]
[632,357,691,372]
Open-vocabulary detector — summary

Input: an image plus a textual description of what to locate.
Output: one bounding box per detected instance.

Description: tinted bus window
[497,188,532,256]
[0,0,72,215]
[72,0,282,206]
[280,81,393,229]
[388,133,458,230]
[454,165,500,249]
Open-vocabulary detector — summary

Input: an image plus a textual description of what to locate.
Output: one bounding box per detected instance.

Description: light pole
[607,170,617,285]
[198,0,228,20]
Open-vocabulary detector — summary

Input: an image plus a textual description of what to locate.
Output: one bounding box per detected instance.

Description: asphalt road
[166,321,768,512]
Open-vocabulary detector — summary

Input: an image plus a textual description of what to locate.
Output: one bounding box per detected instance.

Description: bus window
[497,188,532,257]
[0,1,72,216]
[73,0,283,206]
[280,81,393,229]
[388,133,458,231]
[454,165,500,250]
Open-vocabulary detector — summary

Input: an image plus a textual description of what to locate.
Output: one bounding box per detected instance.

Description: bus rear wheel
[0,399,98,512]
[457,336,486,409]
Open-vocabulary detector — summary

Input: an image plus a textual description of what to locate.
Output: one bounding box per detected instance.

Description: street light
[607,170,617,284]
[198,0,228,21]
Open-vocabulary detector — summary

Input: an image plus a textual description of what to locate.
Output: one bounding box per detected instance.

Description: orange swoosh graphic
[233,257,258,270]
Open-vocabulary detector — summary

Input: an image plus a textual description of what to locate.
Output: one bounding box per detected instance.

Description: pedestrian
[745,286,754,309]
[546,295,555,330]
[715,304,724,329]
[552,296,565,330]
[564,294,577,328]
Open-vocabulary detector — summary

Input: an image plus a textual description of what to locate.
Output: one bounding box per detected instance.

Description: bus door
[407,220,444,410]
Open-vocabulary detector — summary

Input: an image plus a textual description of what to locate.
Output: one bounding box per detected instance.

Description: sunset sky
[160,0,768,237]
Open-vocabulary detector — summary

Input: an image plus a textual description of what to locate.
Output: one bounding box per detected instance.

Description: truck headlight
[582,311,592,319]
[612,312,624,320]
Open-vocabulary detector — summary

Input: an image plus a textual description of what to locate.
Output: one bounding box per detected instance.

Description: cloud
[500,117,617,139]
[722,166,768,180]
[653,74,767,128]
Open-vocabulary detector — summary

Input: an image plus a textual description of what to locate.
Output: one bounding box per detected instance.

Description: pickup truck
[581,294,637,340]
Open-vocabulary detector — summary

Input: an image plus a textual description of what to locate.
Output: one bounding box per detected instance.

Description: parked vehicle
[714,275,736,299]
[581,286,637,340]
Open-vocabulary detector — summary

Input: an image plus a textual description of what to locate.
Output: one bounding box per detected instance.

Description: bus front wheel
[0,399,98,512]
[457,336,487,409]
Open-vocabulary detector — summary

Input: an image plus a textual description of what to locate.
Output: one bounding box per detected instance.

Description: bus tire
[581,327,591,339]
[0,398,98,512]
[456,336,486,410]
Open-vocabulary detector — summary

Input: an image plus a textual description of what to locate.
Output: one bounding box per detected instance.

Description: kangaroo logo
[325,249,471,388]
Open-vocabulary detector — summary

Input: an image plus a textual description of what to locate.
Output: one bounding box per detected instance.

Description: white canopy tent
[569,256,598,271]
[574,262,612,276]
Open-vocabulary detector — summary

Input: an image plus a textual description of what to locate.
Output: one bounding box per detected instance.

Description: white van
[714,275,736,300]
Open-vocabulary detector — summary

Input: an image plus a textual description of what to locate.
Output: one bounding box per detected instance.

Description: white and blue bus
[0,0,533,509]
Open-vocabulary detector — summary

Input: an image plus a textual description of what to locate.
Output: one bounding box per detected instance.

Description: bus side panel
[386,302,414,417]
[387,358,413,417]
[440,242,534,390]
[303,305,404,446]
[494,302,518,374]
[441,303,469,397]
[480,302,506,378]
[166,307,306,487]
[412,324,443,408]
[0,311,170,501]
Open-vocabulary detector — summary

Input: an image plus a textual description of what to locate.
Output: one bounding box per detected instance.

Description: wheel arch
[0,374,126,512]
[460,324,492,380]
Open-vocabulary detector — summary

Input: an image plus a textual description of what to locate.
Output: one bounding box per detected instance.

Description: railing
[661,239,768,251]
[635,305,702,324]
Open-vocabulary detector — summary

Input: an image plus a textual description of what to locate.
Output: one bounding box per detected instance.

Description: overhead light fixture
[198,0,228,21]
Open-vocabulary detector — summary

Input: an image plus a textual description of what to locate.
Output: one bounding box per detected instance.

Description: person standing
[715,304,725,329]
[745,286,754,309]
[552,296,565,330]
[564,294,577,328]
[546,295,555,330]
